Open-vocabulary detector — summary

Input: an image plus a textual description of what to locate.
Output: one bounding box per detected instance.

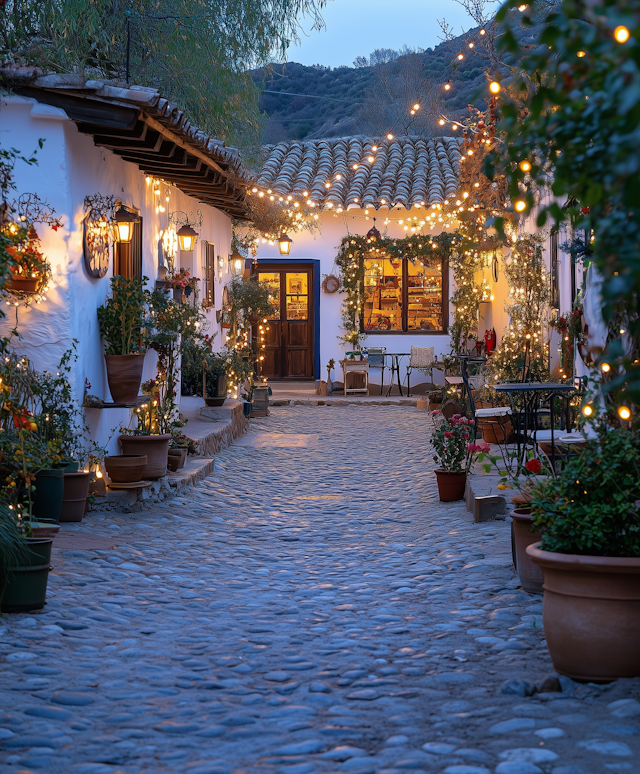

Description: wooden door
[258,265,314,380]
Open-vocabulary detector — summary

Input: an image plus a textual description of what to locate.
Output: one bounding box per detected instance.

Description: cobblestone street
[1,406,639,774]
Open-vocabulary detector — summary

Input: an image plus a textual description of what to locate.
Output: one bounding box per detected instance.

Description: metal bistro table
[383,353,411,397]
[494,382,577,470]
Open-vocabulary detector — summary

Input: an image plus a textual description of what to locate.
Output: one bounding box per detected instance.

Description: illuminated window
[202,242,215,308]
[362,256,446,333]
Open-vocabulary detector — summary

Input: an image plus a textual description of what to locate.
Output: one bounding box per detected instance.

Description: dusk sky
[286,0,494,68]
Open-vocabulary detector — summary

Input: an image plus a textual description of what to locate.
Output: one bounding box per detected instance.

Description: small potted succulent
[526,423,640,681]
[97,276,147,404]
[430,412,489,501]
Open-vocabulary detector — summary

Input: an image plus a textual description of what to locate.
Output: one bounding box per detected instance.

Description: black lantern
[177,223,198,252]
[366,218,381,243]
[277,233,293,255]
[113,206,137,243]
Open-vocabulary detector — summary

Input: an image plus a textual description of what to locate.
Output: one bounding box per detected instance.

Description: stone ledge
[270,398,418,407]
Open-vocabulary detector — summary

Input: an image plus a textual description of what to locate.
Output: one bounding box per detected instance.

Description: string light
[489,81,501,94]
[614,26,630,43]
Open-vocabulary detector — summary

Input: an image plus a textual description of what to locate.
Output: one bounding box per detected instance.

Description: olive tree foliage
[0,0,325,152]
[358,52,443,138]
[487,0,640,403]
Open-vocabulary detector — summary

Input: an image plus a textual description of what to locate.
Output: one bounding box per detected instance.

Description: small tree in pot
[526,423,640,682]
[97,276,148,404]
[430,412,488,501]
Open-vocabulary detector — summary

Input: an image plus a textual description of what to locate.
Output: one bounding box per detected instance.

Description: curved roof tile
[259,135,462,210]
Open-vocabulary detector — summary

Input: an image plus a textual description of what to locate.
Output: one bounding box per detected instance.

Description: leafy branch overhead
[0,0,326,151]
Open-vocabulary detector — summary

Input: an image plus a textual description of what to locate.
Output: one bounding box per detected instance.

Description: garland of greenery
[334,232,456,347]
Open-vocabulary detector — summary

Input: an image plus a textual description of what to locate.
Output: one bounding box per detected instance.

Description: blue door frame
[256,258,320,380]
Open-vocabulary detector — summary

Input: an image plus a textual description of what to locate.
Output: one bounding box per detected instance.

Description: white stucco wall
[254,212,458,387]
[0,95,233,453]
[254,210,533,387]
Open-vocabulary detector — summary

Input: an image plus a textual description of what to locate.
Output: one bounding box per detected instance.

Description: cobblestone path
[1,406,639,774]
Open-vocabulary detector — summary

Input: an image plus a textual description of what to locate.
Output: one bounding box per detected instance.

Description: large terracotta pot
[104,455,147,483]
[59,471,91,522]
[511,508,543,594]
[118,434,170,480]
[527,543,640,681]
[435,470,467,502]
[105,353,145,404]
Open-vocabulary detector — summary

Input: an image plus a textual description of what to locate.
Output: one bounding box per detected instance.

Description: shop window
[362,256,446,333]
[203,242,215,308]
[114,217,143,280]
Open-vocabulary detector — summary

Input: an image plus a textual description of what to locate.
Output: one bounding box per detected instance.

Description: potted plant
[430,412,489,501]
[97,276,147,403]
[118,381,172,480]
[525,424,640,681]
[119,289,202,479]
[5,224,52,295]
[104,454,147,483]
[202,349,229,407]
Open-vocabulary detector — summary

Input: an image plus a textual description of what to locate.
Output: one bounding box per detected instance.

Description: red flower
[525,458,542,474]
[444,431,453,438]
[581,206,590,214]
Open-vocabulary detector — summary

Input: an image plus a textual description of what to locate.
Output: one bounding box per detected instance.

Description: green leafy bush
[97,276,147,355]
[530,427,640,557]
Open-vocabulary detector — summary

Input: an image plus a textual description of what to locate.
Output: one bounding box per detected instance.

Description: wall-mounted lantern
[277,233,293,256]
[177,223,198,252]
[229,251,244,276]
[113,206,137,243]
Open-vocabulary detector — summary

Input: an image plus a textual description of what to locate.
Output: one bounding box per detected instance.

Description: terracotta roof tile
[258,135,462,210]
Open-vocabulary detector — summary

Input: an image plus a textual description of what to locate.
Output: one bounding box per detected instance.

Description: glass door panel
[259,272,281,319]
[286,272,308,320]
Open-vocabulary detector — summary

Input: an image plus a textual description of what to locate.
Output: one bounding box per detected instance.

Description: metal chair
[367,347,387,395]
[406,346,434,396]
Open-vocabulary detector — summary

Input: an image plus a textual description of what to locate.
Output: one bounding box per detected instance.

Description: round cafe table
[494,381,577,470]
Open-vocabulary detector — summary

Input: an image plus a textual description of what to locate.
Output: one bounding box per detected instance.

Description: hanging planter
[3,224,52,305]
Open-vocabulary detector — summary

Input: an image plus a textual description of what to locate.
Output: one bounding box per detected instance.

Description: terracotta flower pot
[8,275,39,293]
[168,447,187,471]
[118,435,171,480]
[511,508,543,594]
[104,455,148,483]
[435,469,467,502]
[104,353,145,404]
[479,418,512,444]
[527,543,640,681]
[59,471,91,522]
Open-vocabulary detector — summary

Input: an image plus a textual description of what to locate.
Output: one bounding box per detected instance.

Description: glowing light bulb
[614,26,630,43]
[619,406,631,420]
[489,81,501,95]
[514,200,527,212]
[601,362,611,373]
[582,404,593,417]
[519,160,531,172]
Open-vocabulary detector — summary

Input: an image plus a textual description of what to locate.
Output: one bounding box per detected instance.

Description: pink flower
[431,410,440,415]
[469,441,490,453]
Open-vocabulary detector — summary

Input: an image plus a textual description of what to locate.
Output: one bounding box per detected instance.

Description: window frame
[550,229,560,309]
[359,255,449,335]
[202,241,215,308]
[114,211,142,281]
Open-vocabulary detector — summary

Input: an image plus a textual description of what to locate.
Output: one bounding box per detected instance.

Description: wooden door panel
[262,348,280,379]
[287,349,308,378]
[287,321,308,347]
[265,322,281,347]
